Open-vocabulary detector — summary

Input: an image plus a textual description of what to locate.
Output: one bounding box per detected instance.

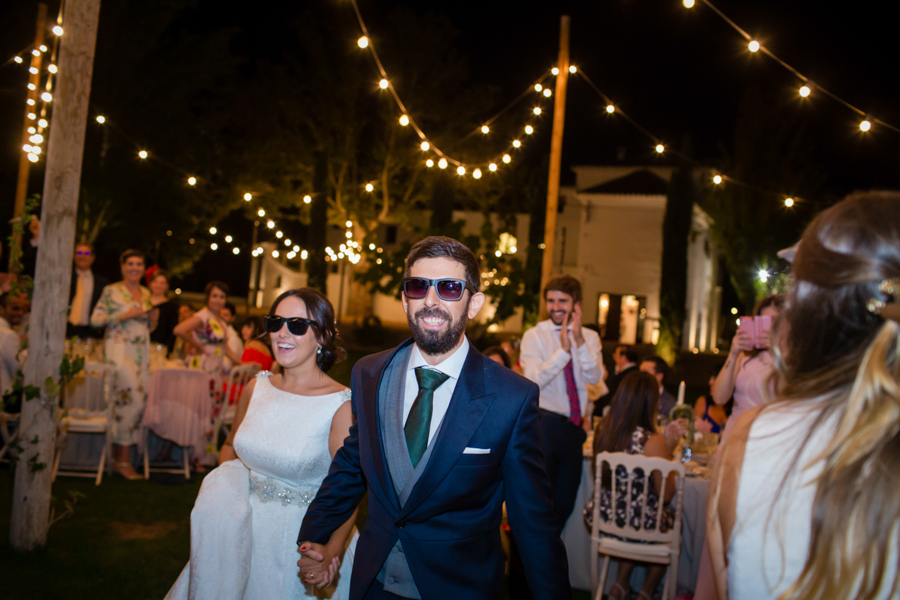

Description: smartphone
[755,315,772,349]
[738,316,755,339]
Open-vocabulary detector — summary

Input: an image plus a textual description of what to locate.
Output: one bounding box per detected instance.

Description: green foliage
[6,194,39,290]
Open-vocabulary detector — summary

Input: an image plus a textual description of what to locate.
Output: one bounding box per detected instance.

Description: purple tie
[563,359,581,426]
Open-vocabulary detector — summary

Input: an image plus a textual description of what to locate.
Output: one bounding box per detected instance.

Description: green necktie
[405,367,450,468]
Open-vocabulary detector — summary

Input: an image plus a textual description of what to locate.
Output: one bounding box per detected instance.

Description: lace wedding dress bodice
[165,371,355,600]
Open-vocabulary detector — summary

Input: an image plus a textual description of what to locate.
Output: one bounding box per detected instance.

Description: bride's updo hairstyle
[268,288,346,372]
[772,190,900,600]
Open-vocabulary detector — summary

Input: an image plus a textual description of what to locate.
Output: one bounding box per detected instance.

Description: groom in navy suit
[298,236,570,599]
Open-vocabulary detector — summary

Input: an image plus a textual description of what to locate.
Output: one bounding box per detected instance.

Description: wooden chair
[590,451,686,600]
[215,362,260,442]
[52,363,115,486]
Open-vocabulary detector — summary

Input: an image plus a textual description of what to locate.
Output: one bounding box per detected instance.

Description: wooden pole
[10,0,102,552]
[9,3,48,273]
[539,15,570,316]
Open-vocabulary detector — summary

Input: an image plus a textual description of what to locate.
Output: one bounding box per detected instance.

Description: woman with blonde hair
[708,191,900,599]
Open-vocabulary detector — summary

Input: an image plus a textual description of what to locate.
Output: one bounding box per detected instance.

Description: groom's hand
[298,542,340,588]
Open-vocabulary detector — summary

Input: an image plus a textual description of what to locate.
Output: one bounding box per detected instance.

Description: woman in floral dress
[173,281,242,465]
[90,249,153,480]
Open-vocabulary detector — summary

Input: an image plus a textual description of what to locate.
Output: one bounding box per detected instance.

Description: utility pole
[9,3,48,273]
[11,0,101,551]
[539,15,570,313]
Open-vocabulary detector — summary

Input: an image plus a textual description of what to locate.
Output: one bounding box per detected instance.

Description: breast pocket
[456,452,498,467]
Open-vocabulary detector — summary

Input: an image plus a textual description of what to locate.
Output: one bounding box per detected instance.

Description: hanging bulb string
[692,0,900,135]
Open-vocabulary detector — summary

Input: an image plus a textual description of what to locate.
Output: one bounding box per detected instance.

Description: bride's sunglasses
[402,277,475,302]
[264,316,317,336]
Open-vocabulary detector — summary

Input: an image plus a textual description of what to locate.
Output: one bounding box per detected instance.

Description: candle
[677,381,686,405]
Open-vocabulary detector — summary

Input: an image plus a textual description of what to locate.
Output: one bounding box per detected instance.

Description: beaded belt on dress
[249,472,317,508]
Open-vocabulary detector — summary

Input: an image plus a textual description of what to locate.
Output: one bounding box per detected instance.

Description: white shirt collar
[408,336,470,381]
[75,267,92,277]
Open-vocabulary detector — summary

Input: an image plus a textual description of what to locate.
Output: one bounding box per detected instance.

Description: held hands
[297,542,341,589]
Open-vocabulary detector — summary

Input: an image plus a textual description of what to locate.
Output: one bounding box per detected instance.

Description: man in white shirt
[520,274,603,531]
[0,292,23,396]
[298,236,570,600]
[67,243,109,339]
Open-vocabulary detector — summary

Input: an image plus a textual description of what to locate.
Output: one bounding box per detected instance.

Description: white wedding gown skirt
[166,373,357,600]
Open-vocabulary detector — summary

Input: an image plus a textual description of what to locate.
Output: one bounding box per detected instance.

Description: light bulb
[495,250,502,257]
[225,235,233,242]
[784,197,794,207]
[533,107,542,115]
[276,231,283,238]
[365,183,374,192]
[542,88,552,98]
[211,243,218,250]
[369,243,376,250]
[713,175,722,184]
[303,195,311,203]
[52,25,63,36]
[748,40,760,52]
[287,252,295,259]
[48,64,57,73]
[32,49,41,57]
[345,231,352,239]
[438,158,448,169]
[420,141,429,151]
[233,247,240,255]
[29,67,38,74]
[473,168,482,179]
[606,105,615,114]
[257,209,265,217]
[346,220,353,228]
[293,245,299,252]
[683,0,695,7]
[27,127,35,134]
[28,83,36,90]
[569,65,577,73]
[457,166,466,176]
[399,115,409,126]
[357,36,368,48]
[41,92,52,102]
[38,119,48,128]
[552,67,559,75]
[27,153,39,163]
[525,125,534,135]
[32,146,41,155]
[138,150,148,159]
[758,269,769,282]
[489,163,497,172]
[379,79,388,89]
[481,125,490,134]
[23,144,33,153]
[535,83,543,92]
[96,115,105,124]
[14,56,23,64]
[512,140,521,148]
[502,154,511,164]
[655,144,665,153]
[30,134,43,144]
[244,192,252,201]
[27,113,36,120]
[860,119,872,132]
[273,250,279,258]
[267,221,275,228]
[301,250,308,259]
[27,99,35,106]
[285,239,291,246]
[210,227,217,234]
[188,177,197,186]
[799,85,810,97]
[426,159,434,168]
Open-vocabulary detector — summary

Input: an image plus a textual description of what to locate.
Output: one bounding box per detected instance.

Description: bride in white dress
[166,288,358,600]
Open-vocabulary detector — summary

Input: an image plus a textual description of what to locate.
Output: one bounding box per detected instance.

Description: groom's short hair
[405,236,481,293]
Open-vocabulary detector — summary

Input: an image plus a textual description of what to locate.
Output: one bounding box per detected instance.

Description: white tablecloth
[562,459,709,593]
[141,368,213,454]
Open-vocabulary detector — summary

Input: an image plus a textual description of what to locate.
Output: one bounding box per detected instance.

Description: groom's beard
[408,304,469,356]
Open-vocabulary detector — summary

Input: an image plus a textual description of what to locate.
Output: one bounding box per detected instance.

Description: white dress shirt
[70,268,95,326]
[0,316,21,395]
[403,337,469,445]
[519,319,604,418]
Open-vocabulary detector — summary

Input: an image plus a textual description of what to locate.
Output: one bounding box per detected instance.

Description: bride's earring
[316,346,322,355]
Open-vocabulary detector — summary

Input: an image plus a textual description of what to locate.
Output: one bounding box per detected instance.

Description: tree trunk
[11,0,101,552]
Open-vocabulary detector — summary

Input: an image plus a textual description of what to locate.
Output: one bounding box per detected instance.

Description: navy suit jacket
[298,339,571,600]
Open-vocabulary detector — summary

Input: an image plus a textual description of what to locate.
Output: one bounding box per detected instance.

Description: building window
[598,293,646,344]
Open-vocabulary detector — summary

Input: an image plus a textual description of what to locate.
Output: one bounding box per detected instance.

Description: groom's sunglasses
[402,277,475,302]
[264,316,317,336]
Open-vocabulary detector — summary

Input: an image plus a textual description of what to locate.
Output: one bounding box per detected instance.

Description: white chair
[590,451,686,600]
[52,363,115,486]
[215,362,260,441]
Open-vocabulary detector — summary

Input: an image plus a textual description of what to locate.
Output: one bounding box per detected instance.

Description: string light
[303,195,311,203]
[569,65,577,73]
[438,158,448,169]
[426,159,434,167]
[232,247,240,255]
[533,107,542,115]
[209,227,217,234]
[502,154,511,164]
[525,125,534,134]
[27,83,36,91]
[96,115,105,124]
[225,235,233,242]
[211,243,218,250]
[257,208,265,217]
[187,177,196,186]
[473,168,482,179]
[799,85,811,98]
[489,163,497,172]
[457,166,466,175]
[38,119,47,128]
[138,150,148,159]
[365,183,374,192]
[420,141,429,151]
[357,36,368,48]
[48,64,57,73]
[713,175,723,184]
[346,220,353,227]
[272,250,280,258]
[535,84,543,92]
[606,104,615,114]
[301,250,308,260]
[655,144,665,153]
[52,25,63,36]
[29,66,38,74]
[860,119,872,132]
[683,0,695,7]
[748,40,760,53]
[379,78,388,89]
[27,153,38,163]
[552,67,559,75]
[276,230,283,238]
[543,88,552,98]
[31,49,41,57]
[244,192,252,201]
[399,115,409,126]
[267,221,275,228]
[14,56,23,64]
[512,140,521,148]
[784,198,794,207]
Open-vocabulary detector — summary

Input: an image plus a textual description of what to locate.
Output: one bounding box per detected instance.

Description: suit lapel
[401,346,494,516]
[362,339,414,512]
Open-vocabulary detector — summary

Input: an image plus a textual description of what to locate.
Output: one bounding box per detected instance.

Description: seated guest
[693,371,729,434]
[585,371,680,600]
[67,243,110,339]
[239,316,273,372]
[640,356,676,418]
[483,345,511,368]
[708,191,900,599]
[594,345,639,418]
[147,268,179,355]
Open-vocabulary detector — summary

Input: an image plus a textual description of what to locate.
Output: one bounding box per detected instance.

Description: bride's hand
[298,541,342,588]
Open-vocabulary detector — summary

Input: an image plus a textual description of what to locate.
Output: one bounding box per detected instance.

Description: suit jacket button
[396,519,405,529]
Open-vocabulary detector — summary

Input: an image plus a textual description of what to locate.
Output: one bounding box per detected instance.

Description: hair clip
[867,277,900,320]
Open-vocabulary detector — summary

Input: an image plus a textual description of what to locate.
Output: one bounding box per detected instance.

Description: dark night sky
[2,0,899,290]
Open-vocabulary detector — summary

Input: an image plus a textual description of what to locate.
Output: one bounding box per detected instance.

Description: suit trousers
[362,578,409,600]
[538,409,587,531]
